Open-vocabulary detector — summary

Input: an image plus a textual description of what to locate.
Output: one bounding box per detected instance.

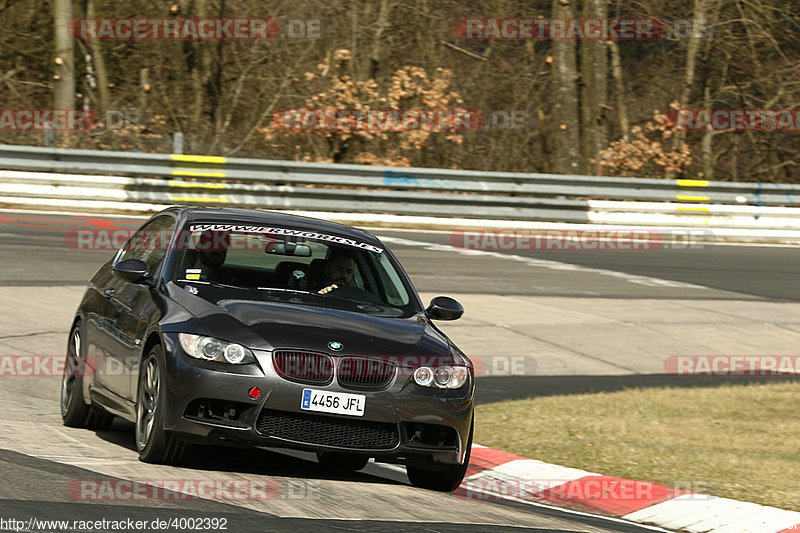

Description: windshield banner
[188,224,384,254]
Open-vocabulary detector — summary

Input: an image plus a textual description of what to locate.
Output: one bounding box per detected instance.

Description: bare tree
[54,0,75,145]
[672,0,713,154]
[608,41,629,140]
[551,0,581,174]
[85,0,110,112]
[579,0,609,174]
[367,0,391,79]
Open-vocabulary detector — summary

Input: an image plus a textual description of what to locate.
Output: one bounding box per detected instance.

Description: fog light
[413,366,434,387]
[248,386,261,399]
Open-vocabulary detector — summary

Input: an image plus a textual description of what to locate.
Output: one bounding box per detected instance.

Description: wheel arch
[67,313,89,403]
[135,328,166,394]
[70,311,85,337]
[141,329,164,363]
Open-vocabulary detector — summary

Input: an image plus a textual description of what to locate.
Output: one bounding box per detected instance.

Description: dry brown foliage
[259,49,467,166]
[595,103,692,178]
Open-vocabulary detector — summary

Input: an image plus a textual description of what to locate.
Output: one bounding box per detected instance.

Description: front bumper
[160,335,474,465]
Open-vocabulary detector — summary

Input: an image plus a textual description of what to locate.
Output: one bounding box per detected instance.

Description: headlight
[413,365,468,389]
[178,333,255,365]
[413,366,434,387]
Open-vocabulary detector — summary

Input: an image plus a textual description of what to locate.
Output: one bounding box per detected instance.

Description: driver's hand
[318,284,338,294]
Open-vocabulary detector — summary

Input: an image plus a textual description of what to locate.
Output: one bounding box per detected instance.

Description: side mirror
[113,258,151,283]
[426,296,464,321]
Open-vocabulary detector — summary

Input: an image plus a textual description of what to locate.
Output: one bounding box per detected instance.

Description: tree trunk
[139,68,149,114]
[608,0,628,141]
[86,0,109,112]
[701,85,713,179]
[579,0,608,174]
[194,0,218,141]
[367,0,391,80]
[608,41,629,140]
[350,3,358,79]
[672,0,709,152]
[54,0,75,146]
[551,0,581,174]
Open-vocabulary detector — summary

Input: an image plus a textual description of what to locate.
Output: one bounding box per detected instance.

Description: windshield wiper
[256,286,388,307]
[258,286,367,304]
[178,279,251,290]
[257,287,314,295]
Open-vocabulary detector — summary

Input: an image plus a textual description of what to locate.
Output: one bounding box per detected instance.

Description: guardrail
[1,144,800,233]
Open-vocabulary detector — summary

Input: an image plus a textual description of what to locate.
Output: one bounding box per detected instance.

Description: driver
[195,230,230,281]
[318,250,356,294]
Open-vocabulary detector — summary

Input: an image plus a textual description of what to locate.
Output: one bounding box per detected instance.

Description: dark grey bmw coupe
[61,206,474,491]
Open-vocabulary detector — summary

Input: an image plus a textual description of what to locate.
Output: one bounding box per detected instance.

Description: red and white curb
[448,444,800,532]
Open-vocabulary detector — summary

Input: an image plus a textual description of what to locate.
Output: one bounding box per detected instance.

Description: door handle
[104,288,115,298]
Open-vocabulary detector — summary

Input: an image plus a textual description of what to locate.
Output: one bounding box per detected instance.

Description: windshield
[170,222,417,315]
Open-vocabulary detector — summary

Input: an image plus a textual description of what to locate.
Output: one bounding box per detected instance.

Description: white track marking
[379,235,709,289]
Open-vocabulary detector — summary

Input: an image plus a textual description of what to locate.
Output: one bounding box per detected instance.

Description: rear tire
[317,452,369,471]
[406,416,473,492]
[135,345,191,464]
[61,326,114,430]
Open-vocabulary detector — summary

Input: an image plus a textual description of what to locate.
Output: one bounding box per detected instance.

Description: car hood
[165,283,455,359]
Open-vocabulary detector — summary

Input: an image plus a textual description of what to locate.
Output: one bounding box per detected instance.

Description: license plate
[301,389,365,417]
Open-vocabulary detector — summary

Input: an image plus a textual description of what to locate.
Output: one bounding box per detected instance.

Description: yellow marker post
[171,154,227,164]
[170,154,227,179]
[676,179,709,188]
[168,181,226,189]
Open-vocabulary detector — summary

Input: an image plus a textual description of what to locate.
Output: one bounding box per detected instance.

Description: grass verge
[474,381,800,510]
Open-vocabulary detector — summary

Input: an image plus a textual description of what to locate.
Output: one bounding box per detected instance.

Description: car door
[102,215,176,400]
[82,261,121,394]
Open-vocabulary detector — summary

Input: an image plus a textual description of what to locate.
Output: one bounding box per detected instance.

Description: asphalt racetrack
[2,211,799,533]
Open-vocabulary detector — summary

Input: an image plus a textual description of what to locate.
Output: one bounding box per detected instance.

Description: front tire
[135,345,191,464]
[407,416,473,492]
[61,326,113,430]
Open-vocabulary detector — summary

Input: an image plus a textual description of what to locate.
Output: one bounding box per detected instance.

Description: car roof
[162,206,383,246]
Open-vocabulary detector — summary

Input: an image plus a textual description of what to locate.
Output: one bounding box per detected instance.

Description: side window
[373,253,410,306]
[117,215,176,275]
